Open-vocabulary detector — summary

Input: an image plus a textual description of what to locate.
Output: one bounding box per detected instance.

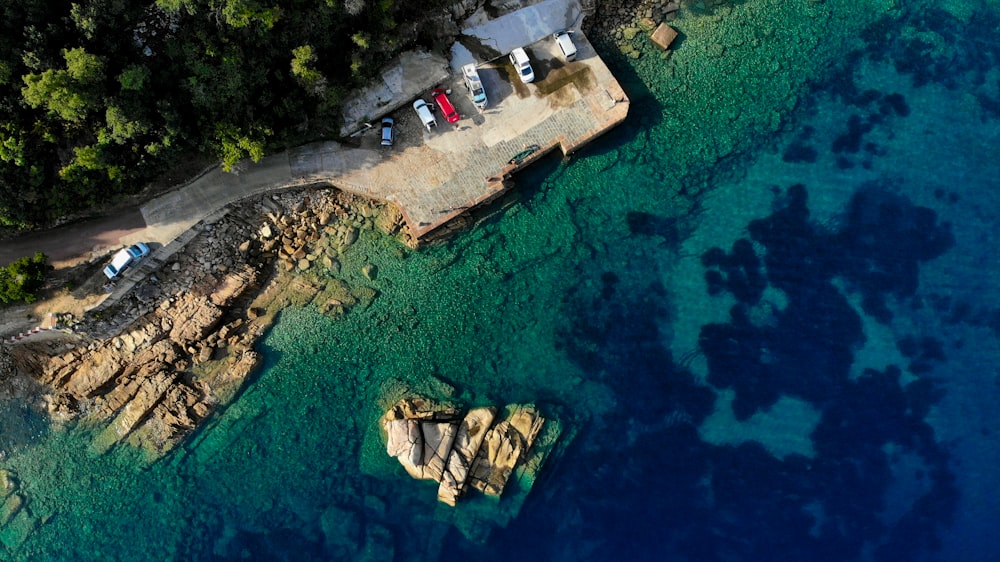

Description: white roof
[109,248,133,271]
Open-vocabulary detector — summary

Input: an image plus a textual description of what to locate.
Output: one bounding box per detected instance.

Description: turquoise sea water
[2,0,999,559]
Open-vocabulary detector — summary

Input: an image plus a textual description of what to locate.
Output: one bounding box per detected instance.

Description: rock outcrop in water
[382,397,548,506]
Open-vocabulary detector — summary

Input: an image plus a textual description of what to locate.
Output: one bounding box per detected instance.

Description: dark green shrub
[0,252,52,304]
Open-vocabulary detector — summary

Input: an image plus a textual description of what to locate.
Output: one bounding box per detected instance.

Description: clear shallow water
[2,0,999,560]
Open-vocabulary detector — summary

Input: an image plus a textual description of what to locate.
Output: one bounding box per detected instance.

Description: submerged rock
[0,492,23,526]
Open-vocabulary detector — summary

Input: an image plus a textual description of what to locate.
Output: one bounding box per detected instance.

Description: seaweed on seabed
[832,185,954,323]
[688,183,957,559]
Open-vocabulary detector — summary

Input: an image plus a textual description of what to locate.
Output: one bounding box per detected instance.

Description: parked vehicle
[553,31,578,61]
[412,99,437,130]
[509,47,534,83]
[432,88,460,124]
[380,117,395,146]
[462,64,488,110]
[103,243,150,280]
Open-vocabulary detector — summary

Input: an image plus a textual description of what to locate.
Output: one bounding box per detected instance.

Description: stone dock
[296,26,629,239]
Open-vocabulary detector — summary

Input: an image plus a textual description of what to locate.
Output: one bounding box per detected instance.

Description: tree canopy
[0,252,51,304]
[0,0,452,229]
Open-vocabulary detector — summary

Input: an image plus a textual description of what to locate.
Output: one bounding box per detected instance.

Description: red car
[432,88,460,124]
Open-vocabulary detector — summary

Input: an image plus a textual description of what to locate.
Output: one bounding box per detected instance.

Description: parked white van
[412,99,437,130]
[462,64,488,110]
[554,31,578,62]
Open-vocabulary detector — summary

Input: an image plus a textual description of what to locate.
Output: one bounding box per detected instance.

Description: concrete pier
[291,27,629,239]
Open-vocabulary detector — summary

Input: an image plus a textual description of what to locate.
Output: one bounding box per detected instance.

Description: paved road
[0,210,146,268]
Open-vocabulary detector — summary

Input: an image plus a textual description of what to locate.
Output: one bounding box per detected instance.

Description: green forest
[0,0,454,230]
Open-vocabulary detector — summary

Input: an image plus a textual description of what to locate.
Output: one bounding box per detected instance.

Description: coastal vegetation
[0,0,452,229]
[0,253,50,305]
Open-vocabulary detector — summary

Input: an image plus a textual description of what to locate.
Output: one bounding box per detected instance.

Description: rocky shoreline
[3,187,406,460]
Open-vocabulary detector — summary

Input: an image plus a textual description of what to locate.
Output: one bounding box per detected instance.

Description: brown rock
[344,227,359,246]
[46,392,79,421]
[386,419,422,467]
[169,296,223,341]
[385,397,460,422]
[222,350,260,384]
[196,345,214,364]
[1,469,19,499]
[418,421,458,482]
[62,348,127,398]
[95,343,177,417]
[438,407,496,506]
[650,23,678,50]
[192,402,210,418]
[108,370,176,439]
[468,405,545,497]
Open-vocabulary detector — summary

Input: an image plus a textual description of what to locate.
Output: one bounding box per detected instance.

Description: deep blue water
[2,0,999,560]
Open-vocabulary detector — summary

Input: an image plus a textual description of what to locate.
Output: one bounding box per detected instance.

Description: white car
[462,64,488,109]
[509,48,534,83]
[103,243,150,280]
[554,31,577,61]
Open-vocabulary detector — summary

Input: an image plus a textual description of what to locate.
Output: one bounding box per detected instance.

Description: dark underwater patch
[834,186,954,322]
[535,179,958,562]
[690,184,955,557]
[627,211,679,246]
[832,114,873,154]
[782,141,819,163]
[836,156,855,169]
[881,92,911,116]
[700,239,766,305]
[700,183,953,412]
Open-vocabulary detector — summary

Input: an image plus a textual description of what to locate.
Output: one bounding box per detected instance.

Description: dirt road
[0,210,146,268]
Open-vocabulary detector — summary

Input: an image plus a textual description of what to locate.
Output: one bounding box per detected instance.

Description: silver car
[380,117,395,146]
